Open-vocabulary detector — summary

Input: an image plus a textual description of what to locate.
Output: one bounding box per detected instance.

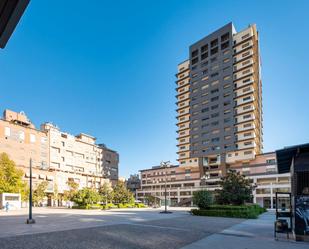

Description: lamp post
[26,158,35,224]
[160,161,172,214]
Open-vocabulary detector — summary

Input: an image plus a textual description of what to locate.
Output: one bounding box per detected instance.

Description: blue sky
[1,0,309,177]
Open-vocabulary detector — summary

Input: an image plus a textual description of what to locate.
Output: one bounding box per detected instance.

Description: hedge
[191,204,266,219]
[72,204,102,209]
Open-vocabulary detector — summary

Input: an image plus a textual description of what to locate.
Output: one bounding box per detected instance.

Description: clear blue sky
[1,0,309,178]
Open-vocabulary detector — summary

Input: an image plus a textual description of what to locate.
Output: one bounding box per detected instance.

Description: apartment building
[177,22,262,187]
[137,23,291,208]
[0,110,55,203]
[137,165,202,206]
[98,144,119,185]
[0,109,118,206]
[230,152,291,209]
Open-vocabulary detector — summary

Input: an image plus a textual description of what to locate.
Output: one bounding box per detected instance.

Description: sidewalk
[181,212,308,249]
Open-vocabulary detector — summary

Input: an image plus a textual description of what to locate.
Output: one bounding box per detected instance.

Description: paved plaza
[0,207,308,249]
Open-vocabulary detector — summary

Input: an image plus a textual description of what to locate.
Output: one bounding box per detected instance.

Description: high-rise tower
[176,23,262,187]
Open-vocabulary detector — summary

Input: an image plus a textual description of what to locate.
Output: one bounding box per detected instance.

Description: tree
[63,180,79,202]
[112,181,135,204]
[193,190,213,209]
[216,170,254,205]
[99,182,113,204]
[0,153,28,200]
[33,181,48,206]
[72,188,100,206]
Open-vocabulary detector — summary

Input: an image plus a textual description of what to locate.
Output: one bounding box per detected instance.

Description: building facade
[0,109,118,206]
[98,144,119,185]
[177,23,262,187]
[126,174,141,198]
[137,23,291,209]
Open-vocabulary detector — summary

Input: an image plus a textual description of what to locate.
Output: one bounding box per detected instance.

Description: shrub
[191,204,266,219]
[193,190,213,209]
[135,203,146,208]
[102,203,118,210]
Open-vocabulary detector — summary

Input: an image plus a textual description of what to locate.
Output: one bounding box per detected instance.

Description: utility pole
[26,158,35,224]
[160,161,172,214]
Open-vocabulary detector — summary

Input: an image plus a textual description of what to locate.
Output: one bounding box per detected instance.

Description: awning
[276,143,309,174]
[0,0,30,48]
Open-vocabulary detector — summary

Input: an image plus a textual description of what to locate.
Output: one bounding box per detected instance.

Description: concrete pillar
[270,183,273,209]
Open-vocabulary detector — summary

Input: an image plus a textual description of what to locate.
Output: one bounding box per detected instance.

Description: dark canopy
[0,0,29,48]
[276,143,309,174]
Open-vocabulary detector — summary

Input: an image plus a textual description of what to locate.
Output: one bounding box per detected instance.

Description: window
[30,134,36,143]
[210,57,217,63]
[224,117,231,123]
[192,73,198,79]
[242,60,251,66]
[224,109,231,114]
[211,104,218,110]
[202,76,209,81]
[223,83,230,89]
[243,123,251,128]
[192,88,198,93]
[211,88,219,94]
[244,132,252,137]
[201,108,209,113]
[191,49,198,57]
[211,80,219,86]
[192,57,198,65]
[193,135,199,139]
[224,135,231,140]
[243,114,251,119]
[201,84,209,90]
[223,66,230,72]
[211,65,219,71]
[223,58,230,63]
[244,151,253,155]
[202,69,208,75]
[224,75,231,81]
[224,126,231,132]
[201,124,209,128]
[243,96,251,101]
[223,50,230,55]
[243,86,251,93]
[243,105,251,110]
[211,137,220,142]
[201,61,208,67]
[202,116,209,121]
[224,100,231,106]
[202,100,209,105]
[243,78,251,83]
[242,34,250,40]
[224,92,231,98]
[62,141,65,147]
[221,41,229,50]
[19,131,25,140]
[242,69,251,75]
[211,96,219,102]
[4,127,10,137]
[211,47,218,55]
[242,42,250,48]
[211,121,219,126]
[201,44,208,52]
[211,39,218,47]
[221,32,229,42]
[211,72,219,78]
[211,112,219,118]
[201,52,208,60]
[266,159,276,164]
[242,51,250,57]
[202,140,209,145]
[244,141,252,146]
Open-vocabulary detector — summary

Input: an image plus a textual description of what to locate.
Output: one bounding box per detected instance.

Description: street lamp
[160,161,172,214]
[26,158,35,224]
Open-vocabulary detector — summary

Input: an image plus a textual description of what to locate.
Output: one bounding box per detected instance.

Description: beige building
[137,23,290,208]
[0,109,118,206]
